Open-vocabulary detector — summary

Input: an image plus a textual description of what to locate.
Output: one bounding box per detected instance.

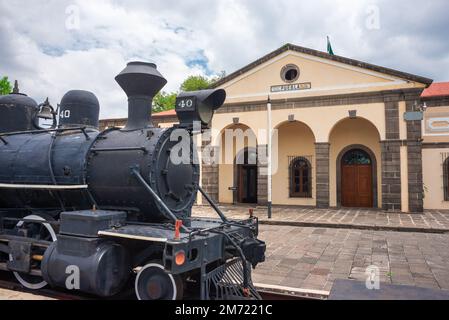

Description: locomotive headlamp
[175,250,186,266]
[175,89,226,128]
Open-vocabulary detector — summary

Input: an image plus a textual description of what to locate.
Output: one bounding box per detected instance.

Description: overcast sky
[1,0,448,119]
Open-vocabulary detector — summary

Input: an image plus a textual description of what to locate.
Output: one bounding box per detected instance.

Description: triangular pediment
[213,44,432,104]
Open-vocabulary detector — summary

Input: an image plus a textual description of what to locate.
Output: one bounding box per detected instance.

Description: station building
[100,44,449,213]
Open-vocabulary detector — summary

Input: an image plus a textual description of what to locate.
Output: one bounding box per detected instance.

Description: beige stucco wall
[212,102,386,145]
[213,113,384,207]
[422,106,449,143]
[272,121,316,206]
[421,105,449,209]
[218,124,258,203]
[219,51,426,105]
[210,101,386,207]
[328,117,382,208]
[423,148,449,210]
[206,48,432,209]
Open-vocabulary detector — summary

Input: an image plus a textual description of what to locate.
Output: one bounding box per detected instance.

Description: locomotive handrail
[0,183,88,190]
[130,166,191,232]
[91,146,148,154]
[0,126,92,140]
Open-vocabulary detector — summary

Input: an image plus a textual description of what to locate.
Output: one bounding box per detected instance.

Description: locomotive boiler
[0,62,266,300]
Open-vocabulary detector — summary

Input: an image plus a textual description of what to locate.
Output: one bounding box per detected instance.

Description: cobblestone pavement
[193,205,449,232]
[252,224,449,293]
[0,288,54,300]
[2,206,449,299]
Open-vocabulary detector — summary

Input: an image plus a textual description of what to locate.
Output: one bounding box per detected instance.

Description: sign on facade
[270,82,312,93]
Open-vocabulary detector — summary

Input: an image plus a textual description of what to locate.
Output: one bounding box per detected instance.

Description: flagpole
[267,95,272,219]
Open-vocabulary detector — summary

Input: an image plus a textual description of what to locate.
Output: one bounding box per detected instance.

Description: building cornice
[211,43,433,89]
[216,88,426,114]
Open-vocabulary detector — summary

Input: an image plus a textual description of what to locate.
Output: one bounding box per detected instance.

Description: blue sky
[1,0,448,118]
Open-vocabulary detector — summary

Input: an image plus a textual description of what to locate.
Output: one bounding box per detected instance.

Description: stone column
[315,143,330,208]
[381,141,402,211]
[381,96,402,211]
[256,144,268,206]
[201,145,219,203]
[406,96,424,213]
[385,100,400,140]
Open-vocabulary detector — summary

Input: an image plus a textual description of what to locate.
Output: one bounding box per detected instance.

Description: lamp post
[267,96,272,219]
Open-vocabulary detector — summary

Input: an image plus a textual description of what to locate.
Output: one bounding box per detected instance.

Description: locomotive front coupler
[162,217,265,275]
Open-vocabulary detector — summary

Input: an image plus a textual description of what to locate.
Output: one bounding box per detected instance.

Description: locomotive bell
[175,89,226,128]
[37,98,54,120]
[115,62,167,131]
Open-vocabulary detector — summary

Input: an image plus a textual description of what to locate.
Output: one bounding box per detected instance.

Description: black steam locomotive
[0,62,265,300]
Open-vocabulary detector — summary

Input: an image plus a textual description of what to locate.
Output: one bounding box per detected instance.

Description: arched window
[342,149,372,165]
[290,157,312,198]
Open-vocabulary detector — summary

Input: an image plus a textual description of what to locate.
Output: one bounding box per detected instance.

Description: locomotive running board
[98,230,168,243]
[0,183,88,190]
[98,224,189,243]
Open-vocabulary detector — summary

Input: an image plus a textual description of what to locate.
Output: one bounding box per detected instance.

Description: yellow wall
[206,48,431,209]
[211,106,385,207]
[218,124,258,203]
[212,102,386,145]
[272,121,316,206]
[220,51,426,104]
[423,106,449,143]
[329,118,382,208]
[423,148,449,209]
[421,105,449,209]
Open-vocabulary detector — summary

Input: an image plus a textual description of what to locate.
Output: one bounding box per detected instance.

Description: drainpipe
[267,96,272,219]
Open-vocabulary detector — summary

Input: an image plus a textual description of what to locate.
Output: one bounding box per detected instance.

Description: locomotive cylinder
[42,236,130,297]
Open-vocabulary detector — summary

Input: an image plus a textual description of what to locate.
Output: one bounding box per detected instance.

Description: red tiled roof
[152,109,176,117]
[421,82,449,98]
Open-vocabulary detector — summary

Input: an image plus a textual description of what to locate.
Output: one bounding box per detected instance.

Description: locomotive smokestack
[115,62,167,131]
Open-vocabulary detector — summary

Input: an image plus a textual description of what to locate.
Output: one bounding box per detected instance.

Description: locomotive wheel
[135,263,183,300]
[9,214,57,290]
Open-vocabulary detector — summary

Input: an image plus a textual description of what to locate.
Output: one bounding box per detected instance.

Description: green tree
[180,75,213,92]
[0,76,12,95]
[151,72,227,112]
[152,91,177,113]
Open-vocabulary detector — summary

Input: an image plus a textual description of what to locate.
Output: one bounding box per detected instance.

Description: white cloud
[0,0,448,119]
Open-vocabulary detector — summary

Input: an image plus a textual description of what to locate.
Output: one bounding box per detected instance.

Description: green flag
[327,36,334,55]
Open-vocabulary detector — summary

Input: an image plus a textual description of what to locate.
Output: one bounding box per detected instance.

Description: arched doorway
[235,148,258,204]
[217,123,258,204]
[274,120,316,206]
[339,148,375,208]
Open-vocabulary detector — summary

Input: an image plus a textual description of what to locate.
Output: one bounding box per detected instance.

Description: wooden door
[341,149,373,208]
[237,165,258,204]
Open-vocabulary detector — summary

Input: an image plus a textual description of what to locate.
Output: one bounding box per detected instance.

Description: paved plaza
[253,224,449,293]
[195,205,449,294]
[2,206,449,299]
[193,205,449,233]
[0,288,54,300]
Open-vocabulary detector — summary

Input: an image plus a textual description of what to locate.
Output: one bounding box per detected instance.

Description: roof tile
[421,82,449,98]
